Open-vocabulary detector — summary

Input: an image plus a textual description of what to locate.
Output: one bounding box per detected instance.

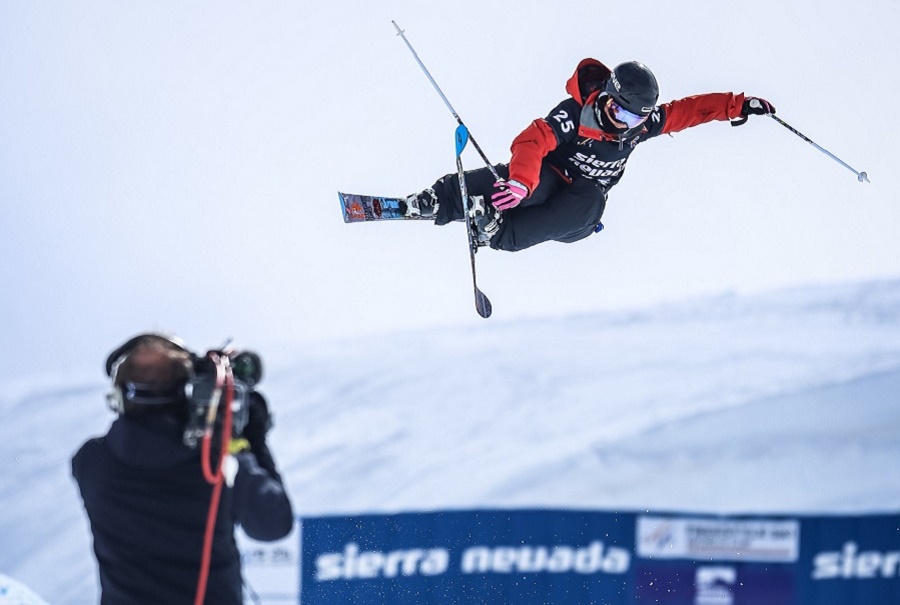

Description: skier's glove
[491,180,528,211]
[743,97,775,116]
[732,96,776,127]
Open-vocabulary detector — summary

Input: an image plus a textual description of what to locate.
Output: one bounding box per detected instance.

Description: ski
[455,125,492,318]
[338,193,426,223]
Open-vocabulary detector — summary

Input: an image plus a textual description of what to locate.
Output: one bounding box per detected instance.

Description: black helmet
[605,61,659,116]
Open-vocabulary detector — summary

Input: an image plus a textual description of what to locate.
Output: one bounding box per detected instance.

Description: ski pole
[768,114,869,183]
[455,124,492,318]
[392,20,501,181]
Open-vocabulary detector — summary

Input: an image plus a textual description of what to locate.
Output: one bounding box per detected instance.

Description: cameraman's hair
[115,335,192,389]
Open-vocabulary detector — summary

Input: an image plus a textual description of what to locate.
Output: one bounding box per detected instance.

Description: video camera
[182,350,263,448]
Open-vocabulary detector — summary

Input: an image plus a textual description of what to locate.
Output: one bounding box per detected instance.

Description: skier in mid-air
[403,58,775,252]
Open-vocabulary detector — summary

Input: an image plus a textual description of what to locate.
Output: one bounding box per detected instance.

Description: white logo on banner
[461,541,629,575]
[636,516,800,563]
[316,543,450,580]
[695,566,736,605]
[237,522,300,600]
[812,541,900,580]
[313,540,631,581]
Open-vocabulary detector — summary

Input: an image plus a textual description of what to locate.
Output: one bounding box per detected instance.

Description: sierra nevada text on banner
[297,509,900,605]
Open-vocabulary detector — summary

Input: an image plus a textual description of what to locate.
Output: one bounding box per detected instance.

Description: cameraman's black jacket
[72,415,294,605]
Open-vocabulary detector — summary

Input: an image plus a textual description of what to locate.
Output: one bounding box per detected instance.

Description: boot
[468,195,500,245]
[403,188,439,219]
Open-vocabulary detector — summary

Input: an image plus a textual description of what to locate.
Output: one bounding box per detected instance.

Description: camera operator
[71,333,294,604]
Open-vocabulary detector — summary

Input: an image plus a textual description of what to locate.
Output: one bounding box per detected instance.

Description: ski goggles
[609,99,648,129]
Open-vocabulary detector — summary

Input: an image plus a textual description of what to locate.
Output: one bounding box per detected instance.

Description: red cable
[195,473,224,605]
[194,354,234,605]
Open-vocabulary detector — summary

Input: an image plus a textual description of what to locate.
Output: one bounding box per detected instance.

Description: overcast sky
[2,0,897,381]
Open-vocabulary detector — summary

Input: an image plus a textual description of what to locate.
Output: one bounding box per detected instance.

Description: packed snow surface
[2,280,899,603]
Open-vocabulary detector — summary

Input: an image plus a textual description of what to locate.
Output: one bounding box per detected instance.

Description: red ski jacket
[508,58,746,193]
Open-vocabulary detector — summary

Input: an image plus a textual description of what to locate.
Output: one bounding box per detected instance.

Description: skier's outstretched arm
[659,92,775,134]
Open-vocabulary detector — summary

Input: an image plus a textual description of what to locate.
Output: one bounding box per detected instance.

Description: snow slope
[2,280,899,603]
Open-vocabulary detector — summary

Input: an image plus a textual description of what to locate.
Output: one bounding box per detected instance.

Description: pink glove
[491,180,528,211]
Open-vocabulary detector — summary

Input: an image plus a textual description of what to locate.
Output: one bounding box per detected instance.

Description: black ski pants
[431,162,608,252]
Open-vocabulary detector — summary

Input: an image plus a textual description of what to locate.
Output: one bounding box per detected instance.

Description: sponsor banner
[633,562,795,605]
[795,514,900,604]
[297,510,900,605]
[636,515,800,563]
[300,509,634,605]
[236,519,300,603]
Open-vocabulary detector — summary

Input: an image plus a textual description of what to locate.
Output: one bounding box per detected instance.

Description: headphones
[105,333,195,414]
